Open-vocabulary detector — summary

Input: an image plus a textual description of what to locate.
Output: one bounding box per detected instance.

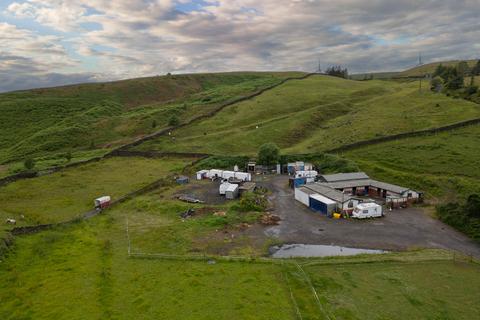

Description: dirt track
[256,175,480,258]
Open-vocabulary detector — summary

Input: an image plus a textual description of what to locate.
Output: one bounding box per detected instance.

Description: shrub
[168,115,179,126]
[24,158,35,170]
[258,143,280,165]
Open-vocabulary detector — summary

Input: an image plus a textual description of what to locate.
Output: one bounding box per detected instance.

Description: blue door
[309,197,327,214]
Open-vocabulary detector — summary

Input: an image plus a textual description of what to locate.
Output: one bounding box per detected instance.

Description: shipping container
[225,184,239,199]
[309,194,336,215]
[294,177,307,188]
[294,187,312,206]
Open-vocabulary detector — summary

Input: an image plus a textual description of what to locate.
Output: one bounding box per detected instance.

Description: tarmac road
[257,175,480,258]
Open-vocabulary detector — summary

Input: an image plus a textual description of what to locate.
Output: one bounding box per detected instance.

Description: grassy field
[343,124,480,200]
[0,156,194,226]
[1,190,479,319]
[287,259,480,319]
[134,75,480,156]
[396,59,478,77]
[0,72,302,165]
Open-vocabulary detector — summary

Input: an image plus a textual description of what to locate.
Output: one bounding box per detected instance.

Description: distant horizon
[1,0,479,92]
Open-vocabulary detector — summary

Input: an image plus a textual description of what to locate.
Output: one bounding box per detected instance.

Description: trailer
[196,170,208,180]
[94,196,111,209]
[352,203,383,219]
[219,181,231,195]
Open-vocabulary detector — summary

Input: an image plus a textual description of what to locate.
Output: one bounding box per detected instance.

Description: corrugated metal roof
[310,194,336,205]
[297,186,318,195]
[303,184,354,203]
[370,180,409,194]
[319,172,369,182]
[320,179,372,189]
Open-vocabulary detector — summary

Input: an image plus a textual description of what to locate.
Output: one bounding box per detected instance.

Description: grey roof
[320,179,412,195]
[297,186,318,195]
[370,180,410,194]
[303,184,356,203]
[319,172,369,182]
[320,179,372,189]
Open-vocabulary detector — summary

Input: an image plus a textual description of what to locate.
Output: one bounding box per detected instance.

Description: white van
[352,203,383,219]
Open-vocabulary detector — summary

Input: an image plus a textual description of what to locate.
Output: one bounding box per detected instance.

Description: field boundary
[326,117,480,154]
[0,74,315,187]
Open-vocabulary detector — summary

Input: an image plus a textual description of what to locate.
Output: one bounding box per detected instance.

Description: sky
[0,0,479,92]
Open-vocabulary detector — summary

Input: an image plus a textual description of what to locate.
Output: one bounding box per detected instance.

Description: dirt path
[257,175,480,258]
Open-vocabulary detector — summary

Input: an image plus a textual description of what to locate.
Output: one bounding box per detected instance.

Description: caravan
[352,203,383,219]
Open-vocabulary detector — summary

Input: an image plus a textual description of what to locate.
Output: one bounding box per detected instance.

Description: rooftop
[303,183,357,203]
[318,172,370,183]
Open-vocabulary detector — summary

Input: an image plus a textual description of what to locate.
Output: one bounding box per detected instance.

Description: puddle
[270,244,386,258]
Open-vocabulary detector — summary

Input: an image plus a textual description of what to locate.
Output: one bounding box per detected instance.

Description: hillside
[343,124,480,200]
[134,75,480,156]
[396,59,478,78]
[0,72,303,168]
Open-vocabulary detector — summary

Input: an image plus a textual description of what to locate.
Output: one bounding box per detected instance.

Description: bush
[258,143,280,165]
[168,115,179,126]
[234,192,267,212]
[436,194,480,241]
[24,158,35,170]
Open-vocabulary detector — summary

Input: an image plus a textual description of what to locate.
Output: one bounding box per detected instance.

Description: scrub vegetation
[135,75,480,155]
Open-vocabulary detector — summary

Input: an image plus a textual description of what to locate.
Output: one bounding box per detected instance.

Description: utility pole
[317,59,322,73]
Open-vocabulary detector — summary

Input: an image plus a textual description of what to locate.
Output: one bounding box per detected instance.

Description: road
[257,175,480,258]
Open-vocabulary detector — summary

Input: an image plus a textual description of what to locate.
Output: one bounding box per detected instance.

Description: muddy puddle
[270,244,386,258]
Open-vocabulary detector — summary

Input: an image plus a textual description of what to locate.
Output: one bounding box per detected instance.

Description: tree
[465,194,480,218]
[24,158,35,170]
[457,61,470,77]
[325,65,348,78]
[168,115,179,126]
[445,68,464,90]
[258,143,280,166]
[430,77,443,92]
[471,60,480,76]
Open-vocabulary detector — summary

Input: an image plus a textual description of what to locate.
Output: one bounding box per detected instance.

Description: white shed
[225,184,239,199]
[295,187,315,206]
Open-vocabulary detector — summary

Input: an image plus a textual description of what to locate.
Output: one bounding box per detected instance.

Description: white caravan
[352,203,383,219]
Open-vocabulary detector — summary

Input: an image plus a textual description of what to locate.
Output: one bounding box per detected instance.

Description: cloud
[2,0,480,91]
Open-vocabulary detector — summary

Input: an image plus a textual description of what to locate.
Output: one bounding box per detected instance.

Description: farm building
[225,184,239,199]
[296,184,361,214]
[294,172,422,215]
[317,172,422,201]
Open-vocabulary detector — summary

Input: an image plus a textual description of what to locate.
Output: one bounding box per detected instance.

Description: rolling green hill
[396,59,478,78]
[343,124,480,200]
[134,75,480,156]
[0,72,303,167]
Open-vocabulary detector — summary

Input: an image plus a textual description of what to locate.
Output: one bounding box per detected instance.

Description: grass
[0,193,294,320]
[343,124,480,200]
[0,156,194,226]
[134,75,480,156]
[397,59,478,77]
[287,259,480,320]
[1,187,479,319]
[0,72,303,164]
